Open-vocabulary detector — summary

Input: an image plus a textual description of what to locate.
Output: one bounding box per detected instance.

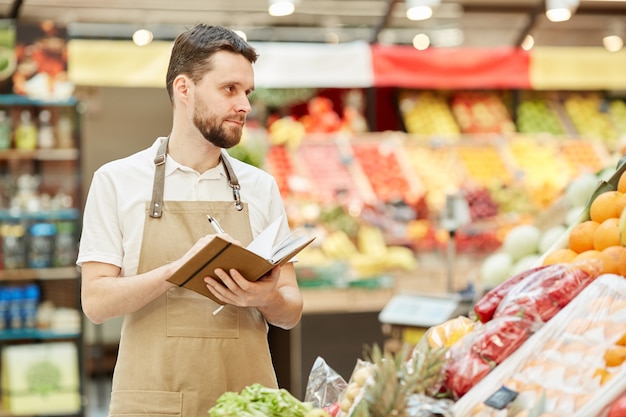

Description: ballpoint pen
[207,214,226,315]
[207,215,225,233]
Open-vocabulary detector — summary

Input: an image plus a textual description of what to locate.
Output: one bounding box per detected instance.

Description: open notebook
[166,217,315,303]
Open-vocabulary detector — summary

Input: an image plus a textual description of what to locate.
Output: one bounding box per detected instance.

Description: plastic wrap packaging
[444,261,601,400]
[419,315,475,350]
[336,345,453,417]
[473,261,601,326]
[336,358,375,417]
[442,315,532,399]
[452,274,626,417]
[405,394,454,417]
[305,356,348,416]
[492,261,600,326]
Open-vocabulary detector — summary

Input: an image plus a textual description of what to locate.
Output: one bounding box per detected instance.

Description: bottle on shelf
[14,110,38,151]
[0,220,28,269]
[54,220,77,267]
[37,109,56,149]
[27,221,57,269]
[0,109,11,150]
[56,111,74,148]
[22,283,41,329]
[0,287,9,330]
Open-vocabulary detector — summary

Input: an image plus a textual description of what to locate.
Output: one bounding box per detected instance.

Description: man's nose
[235,95,251,113]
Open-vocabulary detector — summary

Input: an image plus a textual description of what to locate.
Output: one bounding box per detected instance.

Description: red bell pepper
[471,316,532,364]
[444,350,494,398]
[474,265,549,323]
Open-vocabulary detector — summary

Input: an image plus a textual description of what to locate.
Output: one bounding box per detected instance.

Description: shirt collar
[149,138,226,180]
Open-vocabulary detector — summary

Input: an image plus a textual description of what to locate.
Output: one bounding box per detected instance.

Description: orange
[617,192,626,217]
[604,346,626,367]
[590,191,622,223]
[618,250,626,278]
[599,246,626,275]
[616,332,626,346]
[568,220,600,253]
[542,248,577,266]
[618,170,626,193]
[593,218,621,251]
[573,250,601,263]
[593,367,614,385]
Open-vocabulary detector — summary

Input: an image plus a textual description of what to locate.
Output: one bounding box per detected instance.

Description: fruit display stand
[452,274,626,417]
[272,258,483,400]
[348,137,424,205]
[559,138,609,177]
[255,87,623,411]
[401,140,464,211]
[455,141,514,188]
[292,138,376,206]
[502,136,572,209]
[263,129,613,287]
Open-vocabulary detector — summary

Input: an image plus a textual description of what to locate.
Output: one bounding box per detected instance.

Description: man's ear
[173,75,190,100]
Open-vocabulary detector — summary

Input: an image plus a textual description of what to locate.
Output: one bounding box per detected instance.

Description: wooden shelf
[0,328,80,341]
[0,148,79,161]
[0,266,79,282]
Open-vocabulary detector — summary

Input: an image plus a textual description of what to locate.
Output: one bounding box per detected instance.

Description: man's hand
[204,262,302,329]
[204,265,281,309]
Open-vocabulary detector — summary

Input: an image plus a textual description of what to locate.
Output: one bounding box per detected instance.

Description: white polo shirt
[77,137,290,277]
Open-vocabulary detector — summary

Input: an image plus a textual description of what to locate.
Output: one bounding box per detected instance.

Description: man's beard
[193,98,243,149]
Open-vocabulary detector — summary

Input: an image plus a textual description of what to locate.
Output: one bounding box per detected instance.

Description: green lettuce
[209,383,314,417]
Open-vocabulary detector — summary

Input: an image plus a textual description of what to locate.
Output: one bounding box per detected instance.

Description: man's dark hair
[165,24,258,103]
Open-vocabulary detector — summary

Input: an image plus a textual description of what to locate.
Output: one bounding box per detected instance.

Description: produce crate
[349,136,423,204]
[295,138,372,205]
[452,274,626,416]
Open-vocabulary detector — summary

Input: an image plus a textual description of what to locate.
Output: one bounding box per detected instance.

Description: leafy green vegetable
[209,383,313,417]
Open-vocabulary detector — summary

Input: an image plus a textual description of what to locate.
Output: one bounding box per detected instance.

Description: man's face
[191,51,255,149]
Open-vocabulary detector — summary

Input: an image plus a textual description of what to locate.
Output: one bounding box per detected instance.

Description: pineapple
[349,343,447,417]
[407,344,448,397]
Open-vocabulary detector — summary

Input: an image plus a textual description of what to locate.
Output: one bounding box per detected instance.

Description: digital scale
[378,292,473,346]
[378,192,474,346]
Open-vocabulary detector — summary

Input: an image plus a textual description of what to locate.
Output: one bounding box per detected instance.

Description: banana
[384,246,418,271]
[357,225,388,257]
[349,253,387,278]
[321,230,358,259]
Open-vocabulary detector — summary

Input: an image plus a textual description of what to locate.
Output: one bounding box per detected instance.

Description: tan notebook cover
[167,234,315,303]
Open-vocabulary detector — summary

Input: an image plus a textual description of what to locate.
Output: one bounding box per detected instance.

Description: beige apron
[109,138,277,417]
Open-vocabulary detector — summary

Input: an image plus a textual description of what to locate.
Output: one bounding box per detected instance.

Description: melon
[510,254,541,276]
[538,225,567,254]
[501,224,542,262]
[480,252,513,289]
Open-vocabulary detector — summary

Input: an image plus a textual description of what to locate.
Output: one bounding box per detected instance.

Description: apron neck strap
[149,137,244,218]
[220,150,243,211]
[150,136,169,218]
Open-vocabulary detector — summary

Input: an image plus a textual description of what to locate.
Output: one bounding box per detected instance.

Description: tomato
[608,395,626,417]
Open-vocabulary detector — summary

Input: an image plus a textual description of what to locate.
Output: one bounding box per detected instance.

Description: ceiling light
[412,33,430,50]
[268,0,295,17]
[546,0,579,22]
[132,29,153,46]
[406,0,440,21]
[603,35,624,52]
[521,34,535,51]
[325,32,340,44]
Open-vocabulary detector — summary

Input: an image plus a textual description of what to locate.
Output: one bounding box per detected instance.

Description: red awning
[371,45,531,89]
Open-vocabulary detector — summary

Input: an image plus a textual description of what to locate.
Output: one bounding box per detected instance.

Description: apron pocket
[166,288,240,338]
[109,390,181,416]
